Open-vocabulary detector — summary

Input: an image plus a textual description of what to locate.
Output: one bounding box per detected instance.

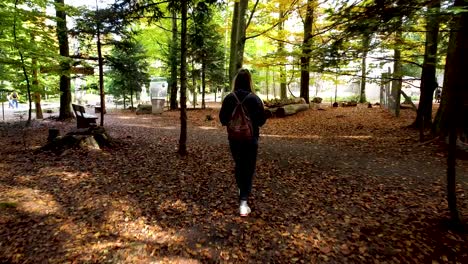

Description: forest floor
[0,103,467,263]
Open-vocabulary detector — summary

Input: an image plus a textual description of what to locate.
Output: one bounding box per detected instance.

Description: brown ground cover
[0,104,467,263]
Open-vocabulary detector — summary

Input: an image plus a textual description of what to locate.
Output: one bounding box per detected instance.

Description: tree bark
[191,60,197,109]
[32,56,43,119]
[279,8,287,100]
[201,59,206,109]
[170,9,178,110]
[30,32,43,119]
[300,0,314,104]
[96,6,105,126]
[55,0,73,120]
[439,0,468,225]
[391,18,403,117]
[235,0,248,71]
[415,0,440,129]
[229,0,248,86]
[178,0,188,156]
[360,34,371,103]
[228,0,240,86]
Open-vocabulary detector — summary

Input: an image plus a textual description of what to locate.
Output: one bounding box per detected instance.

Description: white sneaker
[239,200,251,217]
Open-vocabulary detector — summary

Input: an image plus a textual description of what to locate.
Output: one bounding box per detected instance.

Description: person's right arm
[219,95,233,126]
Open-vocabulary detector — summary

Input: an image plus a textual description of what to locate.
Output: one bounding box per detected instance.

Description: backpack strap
[231,92,251,117]
[232,92,250,104]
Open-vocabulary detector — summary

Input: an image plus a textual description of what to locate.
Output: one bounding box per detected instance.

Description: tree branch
[245,0,300,40]
[245,0,260,31]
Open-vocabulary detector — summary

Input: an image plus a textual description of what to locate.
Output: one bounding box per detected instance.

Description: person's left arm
[251,96,266,127]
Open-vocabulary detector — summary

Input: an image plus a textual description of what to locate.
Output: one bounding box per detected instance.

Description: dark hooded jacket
[219,90,266,139]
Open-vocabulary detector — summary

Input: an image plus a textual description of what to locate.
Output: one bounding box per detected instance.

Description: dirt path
[0,106,467,263]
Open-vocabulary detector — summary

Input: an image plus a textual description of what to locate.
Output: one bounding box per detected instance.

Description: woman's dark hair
[233,68,254,93]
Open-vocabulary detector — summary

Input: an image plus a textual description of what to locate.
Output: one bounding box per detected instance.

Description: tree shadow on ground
[0,111,467,263]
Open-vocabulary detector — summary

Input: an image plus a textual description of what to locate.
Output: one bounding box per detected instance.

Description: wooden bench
[72,104,97,129]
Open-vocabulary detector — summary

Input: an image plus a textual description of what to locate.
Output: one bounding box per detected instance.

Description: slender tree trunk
[32,57,43,119]
[360,34,371,103]
[300,0,314,104]
[14,0,32,124]
[191,60,197,108]
[96,5,105,126]
[201,60,206,109]
[178,0,188,156]
[279,8,287,100]
[440,0,468,225]
[415,0,441,129]
[170,9,178,110]
[30,32,43,119]
[55,0,73,120]
[392,19,403,117]
[273,69,276,98]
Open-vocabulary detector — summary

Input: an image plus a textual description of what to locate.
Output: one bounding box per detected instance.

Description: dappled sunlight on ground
[0,187,62,216]
[0,104,466,263]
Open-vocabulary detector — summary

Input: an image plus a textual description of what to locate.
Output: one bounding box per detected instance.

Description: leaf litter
[0,104,467,263]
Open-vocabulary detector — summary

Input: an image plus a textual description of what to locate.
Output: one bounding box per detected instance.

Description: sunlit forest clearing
[1,0,468,263]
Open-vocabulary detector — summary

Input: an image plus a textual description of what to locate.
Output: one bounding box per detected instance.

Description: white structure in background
[149,77,168,114]
[74,77,86,104]
[140,84,149,103]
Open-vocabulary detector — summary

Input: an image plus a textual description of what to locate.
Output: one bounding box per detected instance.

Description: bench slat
[72,104,98,128]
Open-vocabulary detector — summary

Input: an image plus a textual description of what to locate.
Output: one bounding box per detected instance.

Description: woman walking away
[219,68,266,217]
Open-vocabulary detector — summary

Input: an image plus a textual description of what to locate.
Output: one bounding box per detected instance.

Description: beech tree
[415,0,441,129]
[179,0,188,155]
[438,0,468,226]
[228,0,248,85]
[55,0,73,120]
[299,0,314,103]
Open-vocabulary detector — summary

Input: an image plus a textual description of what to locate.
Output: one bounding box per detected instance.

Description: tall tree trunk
[300,0,314,104]
[31,32,43,119]
[279,8,287,100]
[55,0,73,120]
[391,19,403,117]
[32,57,43,119]
[191,60,197,108]
[228,0,240,86]
[440,0,468,225]
[235,0,248,71]
[415,0,441,129]
[360,34,371,103]
[13,0,32,125]
[229,0,248,86]
[273,69,276,98]
[201,59,206,109]
[178,0,188,156]
[170,9,178,110]
[96,4,105,126]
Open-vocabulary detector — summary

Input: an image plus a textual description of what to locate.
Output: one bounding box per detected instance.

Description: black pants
[229,139,258,201]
